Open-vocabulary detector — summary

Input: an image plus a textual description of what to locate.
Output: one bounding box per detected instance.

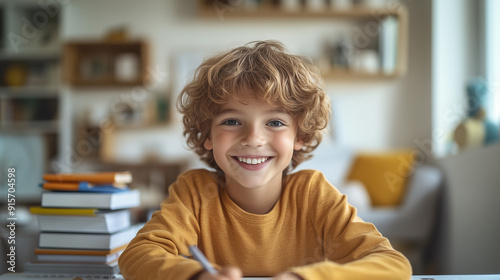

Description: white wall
[60,0,433,165]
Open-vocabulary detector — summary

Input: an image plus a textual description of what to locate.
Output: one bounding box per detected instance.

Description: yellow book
[30,206,99,216]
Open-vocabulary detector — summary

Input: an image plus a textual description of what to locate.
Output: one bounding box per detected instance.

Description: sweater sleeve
[290,171,412,280]
[118,171,208,280]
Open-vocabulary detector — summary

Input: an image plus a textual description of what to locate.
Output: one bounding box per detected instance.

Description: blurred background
[0,0,499,276]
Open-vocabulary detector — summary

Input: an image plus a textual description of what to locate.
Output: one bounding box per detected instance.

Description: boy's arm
[118,175,205,280]
[290,172,412,280]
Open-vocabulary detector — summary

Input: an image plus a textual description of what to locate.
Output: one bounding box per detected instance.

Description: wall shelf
[0,86,60,97]
[198,0,408,79]
[0,49,62,61]
[0,120,60,133]
[63,40,149,87]
[321,68,401,80]
[199,5,403,19]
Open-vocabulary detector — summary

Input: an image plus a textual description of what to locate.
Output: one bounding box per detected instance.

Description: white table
[242,276,500,280]
[1,274,499,280]
[411,277,500,280]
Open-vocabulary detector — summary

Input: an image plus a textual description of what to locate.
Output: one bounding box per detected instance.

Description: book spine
[43,174,116,183]
[43,172,131,184]
[30,206,97,216]
[42,182,80,191]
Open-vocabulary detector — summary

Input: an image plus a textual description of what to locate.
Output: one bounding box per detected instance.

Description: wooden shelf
[67,78,145,87]
[63,40,149,87]
[0,86,60,98]
[0,94,60,132]
[0,120,60,133]
[0,49,61,61]
[111,122,171,130]
[199,5,404,19]
[198,0,408,79]
[322,68,402,80]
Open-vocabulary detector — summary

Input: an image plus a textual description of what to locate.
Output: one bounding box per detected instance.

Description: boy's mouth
[233,156,272,165]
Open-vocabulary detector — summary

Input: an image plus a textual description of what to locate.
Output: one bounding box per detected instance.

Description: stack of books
[27,171,141,275]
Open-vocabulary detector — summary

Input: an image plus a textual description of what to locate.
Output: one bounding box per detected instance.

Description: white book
[37,210,131,233]
[380,16,399,74]
[35,250,123,263]
[39,225,140,250]
[24,261,120,274]
[41,189,140,210]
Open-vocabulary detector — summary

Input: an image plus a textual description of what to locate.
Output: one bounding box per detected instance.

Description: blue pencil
[189,245,217,275]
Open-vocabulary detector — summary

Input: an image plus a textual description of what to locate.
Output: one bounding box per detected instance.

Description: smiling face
[203,92,303,193]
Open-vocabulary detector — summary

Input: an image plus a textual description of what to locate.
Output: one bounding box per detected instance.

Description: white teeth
[237,157,269,165]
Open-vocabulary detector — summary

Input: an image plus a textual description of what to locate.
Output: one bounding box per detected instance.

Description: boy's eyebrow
[267,108,289,114]
[216,108,290,116]
[216,108,239,116]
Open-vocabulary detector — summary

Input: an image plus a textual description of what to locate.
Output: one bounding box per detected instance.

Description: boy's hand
[197,266,242,280]
[273,272,304,280]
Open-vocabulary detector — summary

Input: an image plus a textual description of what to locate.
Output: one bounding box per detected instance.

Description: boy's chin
[226,178,266,189]
[224,173,282,190]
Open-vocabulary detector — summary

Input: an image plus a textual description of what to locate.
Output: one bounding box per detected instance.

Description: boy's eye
[222,119,240,126]
[267,120,284,127]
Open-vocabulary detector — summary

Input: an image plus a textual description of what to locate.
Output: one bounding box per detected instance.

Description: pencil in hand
[189,245,217,275]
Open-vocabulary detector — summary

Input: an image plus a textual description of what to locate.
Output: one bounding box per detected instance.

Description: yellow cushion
[346,150,416,207]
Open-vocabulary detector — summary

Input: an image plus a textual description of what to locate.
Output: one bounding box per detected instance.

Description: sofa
[295,140,443,273]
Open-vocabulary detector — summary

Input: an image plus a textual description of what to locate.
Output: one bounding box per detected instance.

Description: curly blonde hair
[177,40,331,173]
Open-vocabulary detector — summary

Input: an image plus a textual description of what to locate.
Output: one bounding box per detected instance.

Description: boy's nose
[241,125,266,147]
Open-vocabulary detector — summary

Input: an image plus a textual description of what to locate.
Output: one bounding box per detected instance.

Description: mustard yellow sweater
[118,169,411,280]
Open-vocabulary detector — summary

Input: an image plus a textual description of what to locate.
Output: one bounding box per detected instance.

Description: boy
[118,41,412,280]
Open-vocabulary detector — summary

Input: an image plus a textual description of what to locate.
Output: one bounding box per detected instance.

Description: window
[485,0,500,124]
[432,0,499,157]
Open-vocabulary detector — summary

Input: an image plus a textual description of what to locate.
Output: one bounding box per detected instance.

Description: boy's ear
[294,138,304,151]
[204,137,213,150]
